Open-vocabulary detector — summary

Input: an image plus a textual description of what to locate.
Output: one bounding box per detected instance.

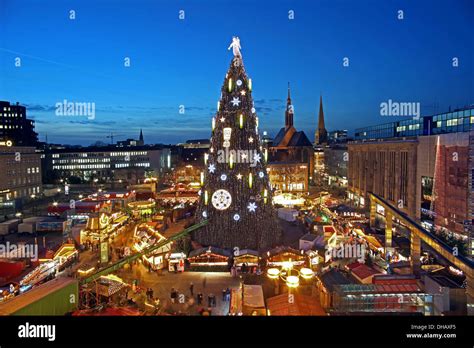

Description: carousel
[127,200,156,218]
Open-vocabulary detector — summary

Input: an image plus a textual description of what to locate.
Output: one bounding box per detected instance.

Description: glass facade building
[355,107,474,140]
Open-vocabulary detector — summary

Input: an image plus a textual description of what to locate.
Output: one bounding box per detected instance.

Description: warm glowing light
[267,268,280,279]
[204,153,209,165]
[230,153,234,169]
[204,191,209,205]
[248,173,253,188]
[200,172,204,186]
[264,189,268,204]
[228,78,232,92]
[239,114,243,129]
[264,148,268,162]
[286,275,299,288]
[256,117,259,128]
[300,268,314,279]
[248,79,252,91]
[212,117,216,130]
[217,101,220,111]
[282,260,293,271]
[273,193,305,206]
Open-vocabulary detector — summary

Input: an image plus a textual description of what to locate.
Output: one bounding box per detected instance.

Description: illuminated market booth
[133,222,171,270]
[18,243,78,289]
[80,212,129,244]
[272,192,306,207]
[166,252,186,272]
[188,246,231,271]
[84,191,135,211]
[233,249,260,267]
[265,246,307,268]
[77,264,95,278]
[53,243,78,271]
[83,275,130,307]
[127,200,156,218]
[156,183,199,204]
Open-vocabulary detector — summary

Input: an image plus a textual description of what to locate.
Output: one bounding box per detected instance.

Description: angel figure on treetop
[228,36,242,58]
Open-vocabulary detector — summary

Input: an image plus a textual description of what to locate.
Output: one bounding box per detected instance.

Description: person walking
[222,289,226,301]
[171,288,176,304]
[207,294,212,307]
[189,282,194,296]
[197,292,203,305]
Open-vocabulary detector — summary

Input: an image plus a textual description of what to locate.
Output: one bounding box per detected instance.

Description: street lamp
[266,258,314,289]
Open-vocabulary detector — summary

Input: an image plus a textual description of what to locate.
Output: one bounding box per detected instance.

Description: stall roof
[0,278,78,315]
[235,249,259,257]
[188,246,231,258]
[346,262,380,281]
[335,283,421,294]
[300,233,318,242]
[265,246,303,259]
[319,269,354,292]
[267,293,326,316]
[243,285,265,309]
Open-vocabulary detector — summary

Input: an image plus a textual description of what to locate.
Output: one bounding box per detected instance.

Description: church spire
[285,82,294,129]
[315,95,328,145]
[139,129,144,143]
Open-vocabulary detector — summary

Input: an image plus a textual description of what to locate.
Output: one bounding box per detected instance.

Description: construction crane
[106,132,125,145]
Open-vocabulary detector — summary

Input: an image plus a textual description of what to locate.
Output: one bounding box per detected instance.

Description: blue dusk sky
[0,0,472,145]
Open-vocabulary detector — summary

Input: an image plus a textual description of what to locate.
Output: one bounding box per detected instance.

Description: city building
[348,106,474,258]
[0,101,38,147]
[169,139,210,185]
[324,144,348,188]
[42,145,171,184]
[267,84,314,192]
[0,145,42,214]
[328,130,349,144]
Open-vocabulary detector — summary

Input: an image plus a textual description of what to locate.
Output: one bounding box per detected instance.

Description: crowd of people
[167,283,232,315]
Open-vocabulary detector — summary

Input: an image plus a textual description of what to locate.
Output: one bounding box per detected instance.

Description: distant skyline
[0,0,473,145]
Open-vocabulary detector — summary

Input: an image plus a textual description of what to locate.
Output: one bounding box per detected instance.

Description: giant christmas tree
[193,37,281,250]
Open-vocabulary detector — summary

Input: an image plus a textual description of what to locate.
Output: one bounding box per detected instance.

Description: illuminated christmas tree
[193,37,281,250]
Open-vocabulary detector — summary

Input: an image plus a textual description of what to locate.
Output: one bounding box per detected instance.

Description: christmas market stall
[166,252,186,272]
[265,246,307,268]
[80,212,129,245]
[53,243,78,272]
[272,193,306,208]
[127,200,156,219]
[133,222,171,271]
[85,274,129,307]
[233,249,260,273]
[187,246,231,271]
